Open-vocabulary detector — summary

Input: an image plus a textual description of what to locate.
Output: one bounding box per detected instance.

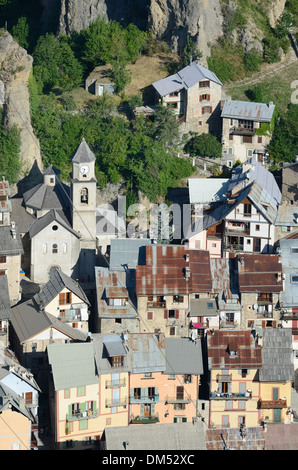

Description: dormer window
[111,355,124,368]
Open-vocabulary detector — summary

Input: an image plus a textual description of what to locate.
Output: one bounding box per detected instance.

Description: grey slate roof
[0,382,32,420]
[91,333,130,374]
[221,100,275,122]
[47,342,99,391]
[33,268,90,308]
[71,137,95,163]
[188,178,230,204]
[127,333,166,374]
[10,198,36,234]
[23,170,70,213]
[228,158,282,205]
[152,60,222,97]
[10,299,87,344]
[164,337,204,376]
[109,238,151,270]
[0,275,11,321]
[259,328,294,382]
[0,225,24,256]
[104,422,206,450]
[279,238,298,307]
[28,209,80,239]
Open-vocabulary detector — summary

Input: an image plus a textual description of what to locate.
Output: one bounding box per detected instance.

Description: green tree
[184,133,222,158]
[0,118,21,183]
[183,36,202,67]
[268,104,298,163]
[11,16,29,49]
[149,104,180,148]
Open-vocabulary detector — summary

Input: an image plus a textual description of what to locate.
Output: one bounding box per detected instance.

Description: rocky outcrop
[148,0,223,61]
[0,31,43,191]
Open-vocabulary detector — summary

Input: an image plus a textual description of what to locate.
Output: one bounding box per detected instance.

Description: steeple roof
[71,138,95,164]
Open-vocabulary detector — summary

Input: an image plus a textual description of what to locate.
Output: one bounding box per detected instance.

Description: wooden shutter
[175,310,179,319]
[164,310,168,319]
[59,293,65,305]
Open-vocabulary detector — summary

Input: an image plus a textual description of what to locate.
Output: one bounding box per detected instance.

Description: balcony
[130,414,160,424]
[105,397,127,408]
[216,374,232,383]
[225,243,244,252]
[165,396,192,404]
[130,393,159,404]
[147,301,166,308]
[210,391,252,400]
[66,409,99,421]
[229,126,255,136]
[105,378,126,388]
[258,399,287,409]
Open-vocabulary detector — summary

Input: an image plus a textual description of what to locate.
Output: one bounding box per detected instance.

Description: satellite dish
[191,331,197,342]
[123,334,129,342]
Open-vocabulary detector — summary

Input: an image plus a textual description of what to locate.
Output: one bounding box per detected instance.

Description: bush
[184,133,222,158]
[244,48,263,72]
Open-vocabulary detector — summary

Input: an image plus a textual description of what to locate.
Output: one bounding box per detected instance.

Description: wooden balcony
[229,126,255,136]
[147,301,166,308]
[258,399,287,409]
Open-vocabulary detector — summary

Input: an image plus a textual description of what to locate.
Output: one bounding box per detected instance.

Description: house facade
[207,330,262,429]
[152,59,222,135]
[136,245,212,338]
[237,254,283,330]
[221,99,276,165]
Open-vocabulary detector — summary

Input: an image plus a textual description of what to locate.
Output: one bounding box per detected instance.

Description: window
[258,136,262,143]
[134,388,141,399]
[184,374,192,384]
[77,386,86,397]
[256,224,260,231]
[243,135,253,143]
[247,149,253,157]
[174,403,186,410]
[202,106,212,114]
[291,248,298,254]
[0,256,6,264]
[147,311,153,320]
[111,355,124,368]
[174,417,187,423]
[52,225,58,231]
[176,386,184,400]
[169,310,175,318]
[64,389,70,399]
[244,203,251,217]
[228,147,234,155]
[199,80,210,88]
[148,387,156,400]
[59,292,72,305]
[200,94,210,101]
[144,372,152,379]
[291,275,298,284]
[229,134,233,141]
[115,318,122,324]
[52,244,58,254]
[238,119,253,130]
[170,326,175,336]
[173,295,183,303]
[24,392,33,405]
[79,419,87,430]
[169,91,179,97]
[80,188,88,204]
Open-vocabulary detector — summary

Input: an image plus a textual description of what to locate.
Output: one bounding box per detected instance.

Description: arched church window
[80,188,88,204]
[52,244,58,254]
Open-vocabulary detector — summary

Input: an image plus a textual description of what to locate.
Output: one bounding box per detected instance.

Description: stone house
[237,254,283,330]
[281,160,298,206]
[135,244,212,338]
[152,59,222,135]
[221,99,276,165]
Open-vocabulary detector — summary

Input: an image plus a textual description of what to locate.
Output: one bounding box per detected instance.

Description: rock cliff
[0,31,43,193]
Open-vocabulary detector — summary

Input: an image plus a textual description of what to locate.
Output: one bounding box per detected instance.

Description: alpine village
[0,0,298,453]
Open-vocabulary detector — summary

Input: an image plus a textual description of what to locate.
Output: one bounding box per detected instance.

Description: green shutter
[80,402,86,413]
[68,404,72,418]
[174,417,177,423]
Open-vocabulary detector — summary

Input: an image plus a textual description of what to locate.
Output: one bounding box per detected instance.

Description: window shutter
[175,310,179,319]
[80,402,86,413]
[164,310,168,319]
[174,417,177,423]
[210,106,213,113]
[199,95,203,102]
[68,404,72,418]
[59,293,65,305]
[93,401,96,413]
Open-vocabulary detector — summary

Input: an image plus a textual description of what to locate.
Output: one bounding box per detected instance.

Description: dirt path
[224,47,297,90]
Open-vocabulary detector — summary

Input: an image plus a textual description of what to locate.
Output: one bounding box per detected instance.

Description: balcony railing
[105,397,127,408]
[229,126,255,136]
[165,396,192,404]
[210,391,252,400]
[258,399,287,409]
[147,301,166,308]
[66,409,99,421]
[216,374,232,383]
[105,378,126,388]
[130,394,159,404]
[225,243,244,252]
[130,413,160,424]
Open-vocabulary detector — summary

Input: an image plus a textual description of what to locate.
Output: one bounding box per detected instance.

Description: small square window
[256,225,260,231]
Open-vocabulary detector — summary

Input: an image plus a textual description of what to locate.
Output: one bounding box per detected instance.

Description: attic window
[52,225,58,231]
[111,355,124,368]
[199,80,210,88]
[291,275,298,284]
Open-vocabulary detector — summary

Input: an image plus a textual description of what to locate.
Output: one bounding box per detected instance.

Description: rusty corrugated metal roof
[238,254,283,292]
[221,99,275,122]
[136,245,212,295]
[207,330,262,369]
